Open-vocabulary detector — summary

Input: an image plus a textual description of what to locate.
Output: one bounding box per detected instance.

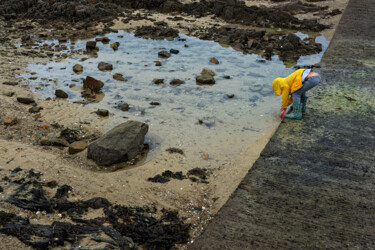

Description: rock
[2,81,18,86]
[226,94,235,98]
[86,41,97,50]
[29,106,42,113]
[110,42,120,50]
[73,64,83,73]
[170,49,179,54]
[87,121,149,166]
[113,73,127,81]
[39,32,48,38]
[118,103,130,111]
[150,102,160,106]
[68,141,87,154]
[83,76,104,92]
[209,57,219,64]
[102,37,110,43]
[154,61,162,66]
[170,79,185,86]
[98,62,113,71]
[55,89,68,98]
[3,92,15,97]
[96,109,109,117]
[152,79,164,85]
[223,75,231,79]
[4,117,17,126]
[17,97,35,104]
[158,51,171,58]
[40,137,69,147]
[196,68,215,85]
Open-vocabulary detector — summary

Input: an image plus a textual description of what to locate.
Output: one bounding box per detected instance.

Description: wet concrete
[190,0,375,248]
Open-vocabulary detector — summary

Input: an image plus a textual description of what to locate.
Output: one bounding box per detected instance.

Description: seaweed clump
[0,168,190,249]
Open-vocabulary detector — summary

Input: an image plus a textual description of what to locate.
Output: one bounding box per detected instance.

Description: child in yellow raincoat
[272,69,321,119]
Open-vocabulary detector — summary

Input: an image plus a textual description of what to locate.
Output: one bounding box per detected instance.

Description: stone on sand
[87,121,149,166]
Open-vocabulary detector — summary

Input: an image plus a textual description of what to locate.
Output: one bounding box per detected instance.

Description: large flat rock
[87,121,148,166]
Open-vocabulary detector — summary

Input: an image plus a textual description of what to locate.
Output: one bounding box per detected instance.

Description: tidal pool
[21,31,328,167]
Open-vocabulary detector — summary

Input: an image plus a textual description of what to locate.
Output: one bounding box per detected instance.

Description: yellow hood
[272,77,283,95]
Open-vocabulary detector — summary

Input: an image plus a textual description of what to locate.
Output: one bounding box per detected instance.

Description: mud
[190,0,375,248]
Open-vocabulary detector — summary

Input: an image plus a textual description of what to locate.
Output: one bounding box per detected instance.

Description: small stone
[223,75,231,79]
[55,89,68,98]
[2,81,18,86]
[73,64,83,73]
[98,62,113,71]
[154,61,162,66]
[209,57,219,64]
[40,137,69,147]
[68,141,87,154]
[158,51,171,58]
[113,73,127,81]
[29,106,42,113]
[118,103,130,111]
[170,49,179,54]
[184,44,189,48]
[17,97,35,104]
[110,42,120,50]
[226,94,235,98]
[3,92,15,97]
[96,109,109,116]
[150,102,160,106]
[39,32,48,38]
[170,79,185,86]
[83,76,104,92]
[102,37,110,43]
[86,41,97,50]
[152,79,164,85]
[4,117,17,126]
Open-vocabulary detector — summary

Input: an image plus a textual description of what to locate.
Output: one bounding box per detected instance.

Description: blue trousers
[292,75,321,103]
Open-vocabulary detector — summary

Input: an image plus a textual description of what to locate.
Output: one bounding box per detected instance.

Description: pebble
[96,109,109,116]
[4,117,17,126]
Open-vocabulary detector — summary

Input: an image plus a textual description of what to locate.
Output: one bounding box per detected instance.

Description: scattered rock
[118,103,130,111]
[113,73,127,81]
[150,102,160,106]
[102,37,110,43]
[17,97,35,104]
[98,62,113,71]
[2,81,18,86]
[29,106,42,113]
[73,64,83,73]
[170,49,179,54]
[4,117,17,126]
[86,41,97,50]
[154,61,162,66]
[170,79,185,86]
[40,137,69,147]
[68,141,88,154]
[226,94,235,98]
[3,92,15,97]
[96,109,109,117]
[166,147,184,154]
[158,51,171,58]
[110,42,120,50]
[152,78,164,85]
[55,89,68,98]
[196,68,215,85]
[83,76,104,92]
[87,121,149,166]
[209,57,219,64]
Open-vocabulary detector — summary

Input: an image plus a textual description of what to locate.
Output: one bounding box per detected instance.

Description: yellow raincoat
[272,69,306,108]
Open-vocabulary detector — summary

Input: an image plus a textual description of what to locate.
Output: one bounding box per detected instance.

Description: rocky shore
[0,0,349,248]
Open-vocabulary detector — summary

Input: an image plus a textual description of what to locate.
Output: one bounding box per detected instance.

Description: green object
[285,103,302,120]
[301,96,309,113]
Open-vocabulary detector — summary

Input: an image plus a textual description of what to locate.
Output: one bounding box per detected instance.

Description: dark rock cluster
[0,168,190,249]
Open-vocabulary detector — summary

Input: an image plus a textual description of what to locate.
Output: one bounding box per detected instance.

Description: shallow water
[21,31,328,167]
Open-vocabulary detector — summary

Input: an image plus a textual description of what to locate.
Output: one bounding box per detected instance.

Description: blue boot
[285,103,302,120]
[301,96,308,113]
